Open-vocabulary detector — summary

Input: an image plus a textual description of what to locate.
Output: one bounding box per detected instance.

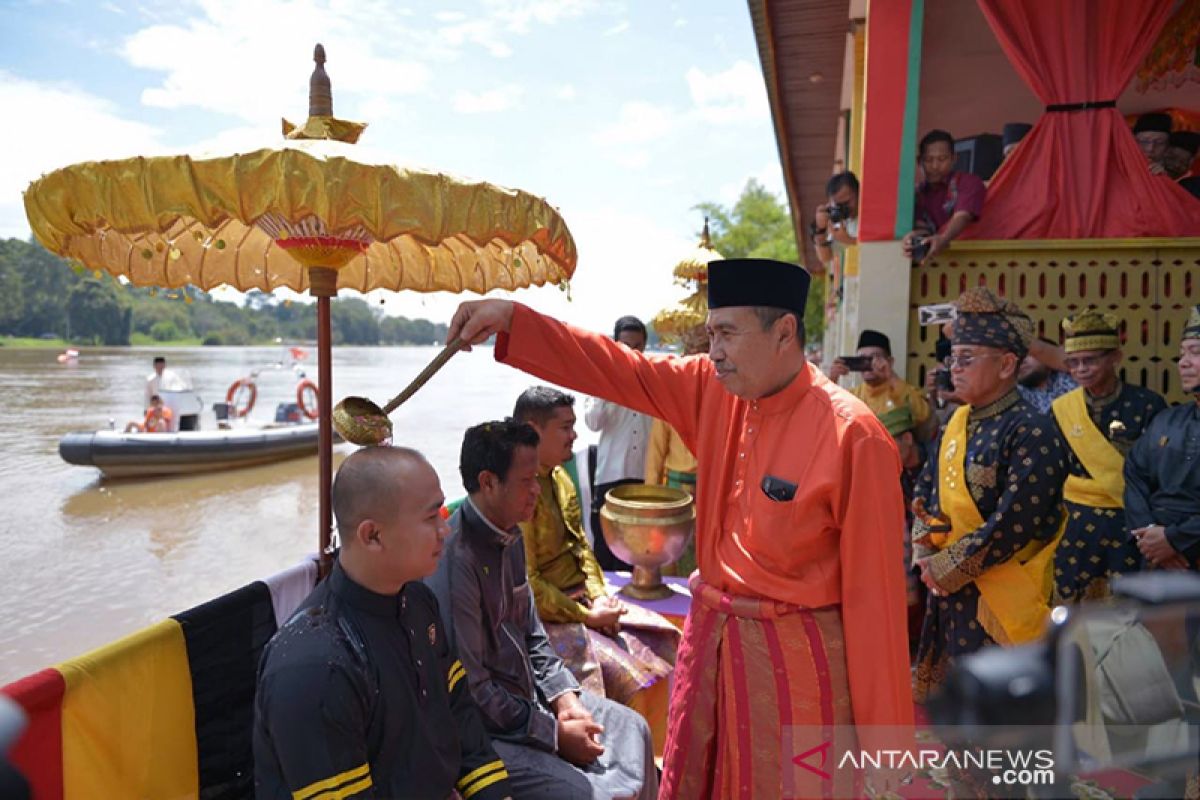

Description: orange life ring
[226,378,257,417]
[296,379,320,420]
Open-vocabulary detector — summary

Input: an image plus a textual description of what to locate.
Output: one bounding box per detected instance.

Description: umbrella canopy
[23,45,577,568]
[651,219,720,344]
[23,138,575,296]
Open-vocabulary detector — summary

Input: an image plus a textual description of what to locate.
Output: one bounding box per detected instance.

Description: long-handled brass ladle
[332,338,466,446]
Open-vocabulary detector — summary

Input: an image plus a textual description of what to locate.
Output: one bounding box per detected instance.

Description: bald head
[332,446,428,545]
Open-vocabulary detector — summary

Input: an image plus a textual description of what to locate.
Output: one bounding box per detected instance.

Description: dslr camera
[825,202,851,225]
[928,572,1200,799]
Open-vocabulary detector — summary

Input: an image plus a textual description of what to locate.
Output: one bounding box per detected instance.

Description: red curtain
[964,0,1200,240]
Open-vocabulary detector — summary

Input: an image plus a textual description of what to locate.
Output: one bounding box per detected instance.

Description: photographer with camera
[829,329,934,441]
[902,130,986,265]
[911,288,1066,703]
[811,171,858,273]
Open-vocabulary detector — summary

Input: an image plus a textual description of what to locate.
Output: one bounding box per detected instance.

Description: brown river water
[0,344,594,684]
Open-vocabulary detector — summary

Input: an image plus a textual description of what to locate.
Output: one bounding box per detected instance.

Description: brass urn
[599,484,695,600]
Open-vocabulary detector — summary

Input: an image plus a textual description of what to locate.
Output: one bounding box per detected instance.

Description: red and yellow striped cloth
[1,559,317,799]
[659,576,858,800]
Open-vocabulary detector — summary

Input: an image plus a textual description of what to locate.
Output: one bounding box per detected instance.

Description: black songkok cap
[707,259,811,317]
[857,329,892,355]
[1002,122,1032,148]
[1133,113,1173,135]
[1169,131,1200,155]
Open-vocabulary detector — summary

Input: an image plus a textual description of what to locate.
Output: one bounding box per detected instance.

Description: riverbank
[2,335,206,348]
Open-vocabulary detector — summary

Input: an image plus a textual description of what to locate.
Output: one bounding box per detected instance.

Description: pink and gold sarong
[659,576,857,800]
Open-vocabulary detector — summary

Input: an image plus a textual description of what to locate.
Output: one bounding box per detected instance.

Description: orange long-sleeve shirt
[496,304,914,729]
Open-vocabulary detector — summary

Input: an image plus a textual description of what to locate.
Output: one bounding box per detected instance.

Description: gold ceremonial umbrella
[23,45,577,569]
[651,219,720,344]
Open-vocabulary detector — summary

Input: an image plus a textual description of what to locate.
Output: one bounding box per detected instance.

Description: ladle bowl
[332,339,465,446]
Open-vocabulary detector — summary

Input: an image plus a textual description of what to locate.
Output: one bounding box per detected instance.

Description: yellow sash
[1050,388,1125,509]
[937,405,1062,646]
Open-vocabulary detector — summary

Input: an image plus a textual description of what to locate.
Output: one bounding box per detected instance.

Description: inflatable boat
[58,423,321,478]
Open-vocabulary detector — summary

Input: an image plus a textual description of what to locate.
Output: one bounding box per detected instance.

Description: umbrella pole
[311,267,336,576]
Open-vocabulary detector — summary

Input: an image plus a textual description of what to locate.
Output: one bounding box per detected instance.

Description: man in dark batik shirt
[1050,310,1167,603]
[254,447,513,800]
[912,288,1066,702]
[1126,305,1200,572]
[428,419,657,800]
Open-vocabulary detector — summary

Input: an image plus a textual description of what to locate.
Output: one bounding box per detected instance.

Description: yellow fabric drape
[1051,388,1126,508]
[58,619,197,800]
[937,406,1061,646]
[23,139,577,294]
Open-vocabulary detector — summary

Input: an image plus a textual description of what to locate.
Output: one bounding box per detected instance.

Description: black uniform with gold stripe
[253,560,511,800]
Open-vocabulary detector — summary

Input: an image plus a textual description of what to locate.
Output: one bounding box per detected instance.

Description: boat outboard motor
[212,402,232,430]
[275,402,303,424]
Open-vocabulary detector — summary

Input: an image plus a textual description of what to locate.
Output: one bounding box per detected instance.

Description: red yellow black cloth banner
[0,560,316,799]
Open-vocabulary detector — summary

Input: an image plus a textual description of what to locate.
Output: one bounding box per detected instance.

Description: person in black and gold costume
[912,287,1067,702]
[254,447,513,800]
[1125,305,1200,572]
[1050,310,1167,603]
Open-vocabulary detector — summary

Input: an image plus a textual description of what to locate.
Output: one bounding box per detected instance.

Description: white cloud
[592,101,678,146]
[717,162,788,207]
[604,20,630,36]
[555,84,577,101]
[686,60,768,123]
[434,10,468,22]
[120,0,433,125]
[485,0,597,33]
[452,85,524,114]
[0,71,164,239]
[437,18,514,59]
[590,60,773,167]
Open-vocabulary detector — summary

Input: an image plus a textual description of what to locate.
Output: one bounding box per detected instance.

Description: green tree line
[0,238,448,346]
[697,179,825,343]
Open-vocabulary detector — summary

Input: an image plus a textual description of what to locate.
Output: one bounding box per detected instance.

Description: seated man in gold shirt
[512,386,679,713]
[830,329,934,440]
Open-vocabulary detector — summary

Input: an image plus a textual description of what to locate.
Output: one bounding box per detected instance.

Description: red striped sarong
[659,576,856,800]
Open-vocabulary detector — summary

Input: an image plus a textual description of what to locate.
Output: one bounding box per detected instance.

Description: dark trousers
[590,478,641,571]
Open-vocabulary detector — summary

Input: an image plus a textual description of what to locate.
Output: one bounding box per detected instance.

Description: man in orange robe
[447,258,913,797]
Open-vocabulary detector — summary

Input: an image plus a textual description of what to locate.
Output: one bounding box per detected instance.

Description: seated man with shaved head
[254,446,513,800]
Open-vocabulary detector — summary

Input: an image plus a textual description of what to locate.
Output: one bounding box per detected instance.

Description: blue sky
[0,0,786,330]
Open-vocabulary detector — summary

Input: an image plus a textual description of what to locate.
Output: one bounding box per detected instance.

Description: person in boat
[911,287,1067,702]
[444,257,913,798]
[583,315,653,570]
[1050,309,1167,603]
[512,387,680,707]
[144,356,167,409]
[1125,304,1200,572]
[427,418,658,800]
[124,394,173,433]
[253,446,514,800]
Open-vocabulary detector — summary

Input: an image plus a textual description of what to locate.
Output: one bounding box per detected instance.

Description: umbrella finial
[310,43,332,117]
[701,216,711,248]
